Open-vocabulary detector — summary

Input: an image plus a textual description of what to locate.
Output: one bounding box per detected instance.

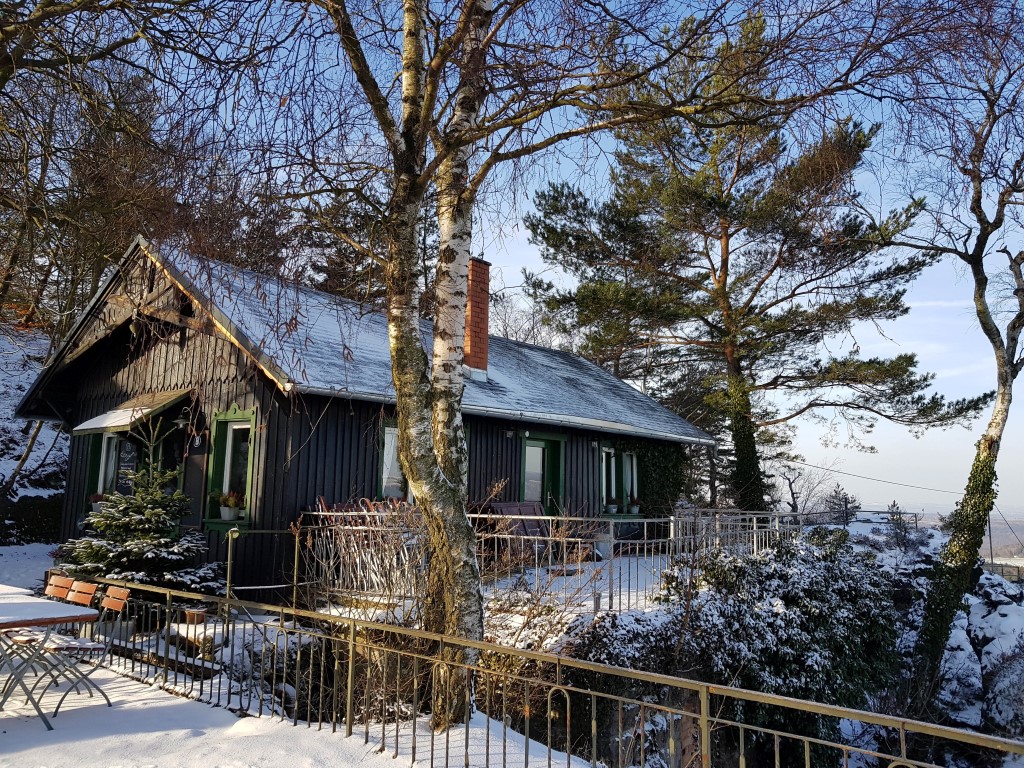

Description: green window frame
[206,404,256,525]
[600,445,639,508]
[518,431,566,514]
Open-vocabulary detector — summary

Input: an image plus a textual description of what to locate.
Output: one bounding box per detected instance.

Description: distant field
[860,510,1024,559]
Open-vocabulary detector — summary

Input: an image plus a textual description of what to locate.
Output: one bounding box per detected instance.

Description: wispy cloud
[908,299,973,310]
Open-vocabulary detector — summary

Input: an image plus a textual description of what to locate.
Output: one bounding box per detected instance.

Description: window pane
[224,425,250,502]
[114,440,138,495]
[524,445,545,502]
[100,435,118,494]
[381,427,405,499]
[623,453,635,498]
[603,451,616,500]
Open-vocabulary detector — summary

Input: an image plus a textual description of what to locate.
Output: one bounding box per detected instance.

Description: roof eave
[15,236,151,422]
[291,383,716,446]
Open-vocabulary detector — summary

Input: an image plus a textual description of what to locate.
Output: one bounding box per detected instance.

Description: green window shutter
[84,434,102,497]
[206,404,256,524]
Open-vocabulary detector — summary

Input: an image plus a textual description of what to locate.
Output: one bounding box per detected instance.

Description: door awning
[72,389,194,435]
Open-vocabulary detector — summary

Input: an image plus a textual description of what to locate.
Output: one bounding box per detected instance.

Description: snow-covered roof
[158,246,713,445]
[72,390,193,434]
[23,238,714,446]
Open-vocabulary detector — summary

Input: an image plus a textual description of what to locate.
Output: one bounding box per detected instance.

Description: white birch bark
[417,0,493,726]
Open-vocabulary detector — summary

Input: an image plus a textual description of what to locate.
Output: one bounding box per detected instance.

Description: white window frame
[381,426,413,501]
[222,422,251,499]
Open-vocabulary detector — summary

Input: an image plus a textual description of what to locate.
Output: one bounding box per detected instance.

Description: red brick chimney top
[465,257,490,372]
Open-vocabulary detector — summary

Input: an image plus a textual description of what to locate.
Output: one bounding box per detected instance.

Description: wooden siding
[464,416,612,516]
[40,256,685,591]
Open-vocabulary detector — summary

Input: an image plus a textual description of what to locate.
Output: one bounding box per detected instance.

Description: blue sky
[484,218,1024,520]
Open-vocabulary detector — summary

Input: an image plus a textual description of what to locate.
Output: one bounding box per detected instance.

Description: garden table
[0,584,34,599]
[0,593,97,730]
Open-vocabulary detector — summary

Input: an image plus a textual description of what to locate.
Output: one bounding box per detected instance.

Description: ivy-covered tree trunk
[724,347,767,512]
[729,381,767,512]
[915,379,1010,708]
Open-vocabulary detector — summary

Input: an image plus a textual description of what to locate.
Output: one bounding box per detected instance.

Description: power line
[783,461,1024,551]
[994,503,1024,550]
[784,459,963,496]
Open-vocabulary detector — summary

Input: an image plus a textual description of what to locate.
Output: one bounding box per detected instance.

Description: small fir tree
[822,483,861,526]
[60,451,219,590]
[885,499,916,553]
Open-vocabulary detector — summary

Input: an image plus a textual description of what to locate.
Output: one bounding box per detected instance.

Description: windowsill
[203,516,251,533]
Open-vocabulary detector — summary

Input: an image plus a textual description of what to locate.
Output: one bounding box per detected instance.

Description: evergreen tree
[59,448,219,591]
[526,22,988,511]
[886,499,913,552]
[822,483,861,526]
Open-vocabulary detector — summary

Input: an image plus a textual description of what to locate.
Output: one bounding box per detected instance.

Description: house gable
[17,238,293,422]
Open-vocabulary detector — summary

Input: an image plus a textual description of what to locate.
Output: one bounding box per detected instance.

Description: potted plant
[219,491,244,521]
[604,496,621,515]
[88,492,106,514]
[628,494,640,515]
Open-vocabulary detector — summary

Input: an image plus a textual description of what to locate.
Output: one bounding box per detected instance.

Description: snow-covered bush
[678,528,898,703]
[59,459,223,592]
[985,638,1024,736]
[560,612,689,766]
[662,528,898,763]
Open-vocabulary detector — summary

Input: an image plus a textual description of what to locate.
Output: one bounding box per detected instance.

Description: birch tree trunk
[417,0,492,727]
[914,248,1021,708]
[328,0,488,727]
[311,0,955,731]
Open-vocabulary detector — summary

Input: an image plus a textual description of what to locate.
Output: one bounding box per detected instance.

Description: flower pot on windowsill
[91,502,103,514]
[220,506,240,521]
[604,504,619,515]
[628,504,640,515]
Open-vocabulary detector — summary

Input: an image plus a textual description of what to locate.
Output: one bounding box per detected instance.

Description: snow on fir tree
[59,455,223,592]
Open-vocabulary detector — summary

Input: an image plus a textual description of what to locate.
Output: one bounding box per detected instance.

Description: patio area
[297,506,802,614]
[1,665,583,768]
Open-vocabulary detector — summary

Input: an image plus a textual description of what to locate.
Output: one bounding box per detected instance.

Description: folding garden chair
[7,583,130,716]
[43,575,74,601]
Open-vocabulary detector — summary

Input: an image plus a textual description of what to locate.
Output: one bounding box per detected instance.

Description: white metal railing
[298,503,800,613]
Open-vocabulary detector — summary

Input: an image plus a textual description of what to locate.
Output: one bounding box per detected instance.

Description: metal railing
[296,505,801,614]
[70,577,1024,768]
[984,562,1024,583]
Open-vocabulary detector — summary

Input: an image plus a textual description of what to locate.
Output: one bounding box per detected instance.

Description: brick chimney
[464,257,490,373]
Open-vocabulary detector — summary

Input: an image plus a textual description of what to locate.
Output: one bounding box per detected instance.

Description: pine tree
[886,500,913,552]
[822,484,861,527]
[59,453,218,590]
[526,22,988,512]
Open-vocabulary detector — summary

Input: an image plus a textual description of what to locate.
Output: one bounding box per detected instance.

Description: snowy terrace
[3,565,1023,767]
[293,506,803,615]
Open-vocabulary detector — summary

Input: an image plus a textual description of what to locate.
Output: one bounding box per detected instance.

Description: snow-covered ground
[0,543,52,590]
[3,638,573,767]
[1,669,582,768]
[0,544,583,767]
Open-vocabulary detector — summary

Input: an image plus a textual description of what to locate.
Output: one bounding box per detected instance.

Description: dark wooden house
[17,237,714,588]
